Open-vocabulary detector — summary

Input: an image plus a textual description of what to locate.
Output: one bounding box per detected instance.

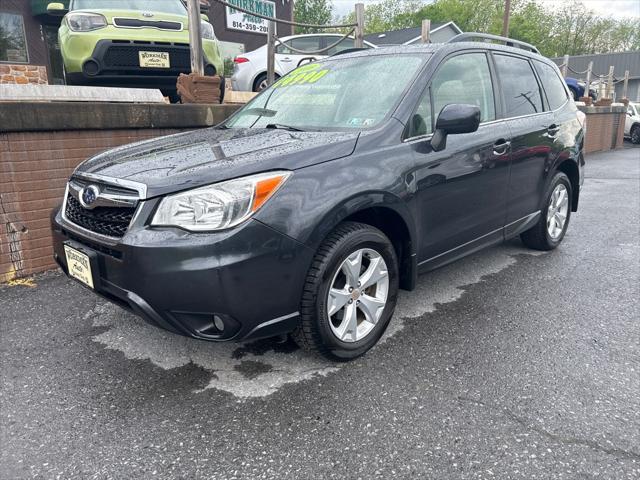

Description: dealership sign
[225,0,276,35]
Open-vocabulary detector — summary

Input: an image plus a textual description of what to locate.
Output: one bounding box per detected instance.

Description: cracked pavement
[1,144,639,479]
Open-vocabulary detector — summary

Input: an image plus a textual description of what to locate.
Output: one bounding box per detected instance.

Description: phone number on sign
[232,21,268,33]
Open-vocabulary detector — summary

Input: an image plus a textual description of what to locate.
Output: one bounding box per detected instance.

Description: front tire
[521,172,572,251]
[292,222,399,361]
[631,125,640,144]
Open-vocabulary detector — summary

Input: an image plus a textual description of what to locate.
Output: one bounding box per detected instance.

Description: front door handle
[493,139,511,156]
[280,57,292,62]
[547,124,560,136]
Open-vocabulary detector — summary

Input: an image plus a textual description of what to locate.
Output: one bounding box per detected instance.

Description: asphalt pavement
[1,143,639,479]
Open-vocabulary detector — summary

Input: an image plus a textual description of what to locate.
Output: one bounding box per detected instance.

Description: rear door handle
[493,139,511,156]
[547,124,560,136]
[281,57,292,62]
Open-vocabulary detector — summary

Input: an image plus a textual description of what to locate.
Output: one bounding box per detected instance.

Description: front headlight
[67,12,107,32]
[201,21,215,40]
[151,171,291,231]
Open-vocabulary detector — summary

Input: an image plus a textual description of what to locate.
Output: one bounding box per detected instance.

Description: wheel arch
[307,194,418,291]
[556,158,580,212]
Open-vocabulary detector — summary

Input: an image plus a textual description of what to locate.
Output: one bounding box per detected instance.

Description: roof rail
[448,33,539,54]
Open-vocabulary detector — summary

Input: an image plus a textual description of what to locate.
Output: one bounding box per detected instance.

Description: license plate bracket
[139,51,170,68]
[63,241,100,290]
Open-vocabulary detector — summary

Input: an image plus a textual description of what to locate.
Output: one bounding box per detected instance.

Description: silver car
[231,33,376,92]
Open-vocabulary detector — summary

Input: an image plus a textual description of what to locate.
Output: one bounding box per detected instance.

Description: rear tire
[292,222,399,361]
[521,172,572,251]
[253,72,279,92]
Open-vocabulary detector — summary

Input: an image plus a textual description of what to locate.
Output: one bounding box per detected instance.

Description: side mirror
[431,104,481,152]
[47,2,68,15]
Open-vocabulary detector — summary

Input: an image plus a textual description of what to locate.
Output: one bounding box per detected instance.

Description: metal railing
[559,54,630,101]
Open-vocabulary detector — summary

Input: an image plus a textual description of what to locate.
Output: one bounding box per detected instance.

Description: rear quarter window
[534,61,569,110]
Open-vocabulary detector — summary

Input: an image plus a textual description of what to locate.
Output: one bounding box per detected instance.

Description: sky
[331,0,640,20]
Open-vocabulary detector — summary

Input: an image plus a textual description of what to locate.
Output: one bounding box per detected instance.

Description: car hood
[74,128,359,199]
[72,9,189,25]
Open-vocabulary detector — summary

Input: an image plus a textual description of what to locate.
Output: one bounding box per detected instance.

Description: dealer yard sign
[225,0,276,35]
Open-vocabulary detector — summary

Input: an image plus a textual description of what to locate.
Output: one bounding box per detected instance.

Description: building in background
[551,51,640,102]
[364,22,462,46]
[0,0,292,86]
[1,0,62,85]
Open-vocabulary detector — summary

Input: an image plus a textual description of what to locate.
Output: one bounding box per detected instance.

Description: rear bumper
[51,208,313,342]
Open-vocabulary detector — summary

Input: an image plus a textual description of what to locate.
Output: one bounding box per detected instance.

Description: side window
[0,12,29,63]
[276,40,292,55]
[431,53,495,123]
[494,54,544,117]
[325,37,355,56]
[406,88,433,138]
[290,36,321,53]
[534,61,569,110]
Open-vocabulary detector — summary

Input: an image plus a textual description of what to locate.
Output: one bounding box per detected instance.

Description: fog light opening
[83,59,100,76]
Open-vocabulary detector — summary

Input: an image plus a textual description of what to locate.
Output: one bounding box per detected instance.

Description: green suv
[48,0,224,99]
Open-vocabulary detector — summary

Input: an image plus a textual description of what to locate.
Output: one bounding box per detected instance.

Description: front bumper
[51,207,313,342]
[64,39,222,92]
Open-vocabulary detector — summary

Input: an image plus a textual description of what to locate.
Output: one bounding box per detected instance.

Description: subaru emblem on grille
[142,11,154,17]
[79,185,100,209]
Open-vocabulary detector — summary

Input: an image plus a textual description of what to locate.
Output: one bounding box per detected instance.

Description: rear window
[534,61,569,110]
[494,54,543,117]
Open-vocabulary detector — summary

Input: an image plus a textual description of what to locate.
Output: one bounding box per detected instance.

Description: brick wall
[0,65,48,85]
[583,112,626,154]
[0,129,183,282]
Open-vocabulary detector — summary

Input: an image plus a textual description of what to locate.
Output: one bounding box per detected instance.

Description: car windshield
[225,54,427,131]
[72,0,186,15]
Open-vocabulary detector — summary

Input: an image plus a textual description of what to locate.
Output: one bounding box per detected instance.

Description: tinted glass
[290,36,322,53]
[0,13,28,63]
[226,55,426,130]
[72,0,186,15]
[534,61,569,110]
[325,37,355,55]
[494,54,543,117]
[432,53,495,122]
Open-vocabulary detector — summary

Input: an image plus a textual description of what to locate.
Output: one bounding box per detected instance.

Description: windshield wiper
[265,123,305,132]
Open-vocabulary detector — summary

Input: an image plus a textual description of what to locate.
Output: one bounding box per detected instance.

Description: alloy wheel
[327,248,389,343]
[547,184,569,240]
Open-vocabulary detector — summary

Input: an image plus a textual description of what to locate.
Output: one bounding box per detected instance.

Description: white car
[625,102,640,144]
[231,33,376,92]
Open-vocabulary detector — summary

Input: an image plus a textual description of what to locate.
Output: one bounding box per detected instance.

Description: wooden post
[606,65,614,99]
[502,0,511,37]
[622,70,629,100]
[267,20,276,86]
[186,0,204,75]
[561,54,569,77]
[354,3,365,48]
[421,19,431,43]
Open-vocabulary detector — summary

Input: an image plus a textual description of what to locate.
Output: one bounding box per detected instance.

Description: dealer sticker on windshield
[139,51,170,69]
[64,245,94,289]
[273,63,330,88]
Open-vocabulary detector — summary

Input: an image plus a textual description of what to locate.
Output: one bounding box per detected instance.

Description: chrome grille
[63,177,140,240]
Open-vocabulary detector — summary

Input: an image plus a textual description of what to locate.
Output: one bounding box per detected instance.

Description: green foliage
[293,0,333,33]
[339,0,639,56]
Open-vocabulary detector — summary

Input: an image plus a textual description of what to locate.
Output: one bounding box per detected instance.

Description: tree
[293,0,333,33]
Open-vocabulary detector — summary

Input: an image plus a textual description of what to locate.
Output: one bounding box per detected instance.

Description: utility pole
[502,0,511,38]
[186,0,204,75]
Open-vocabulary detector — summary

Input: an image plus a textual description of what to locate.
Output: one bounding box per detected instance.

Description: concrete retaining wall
[0,102,240,282]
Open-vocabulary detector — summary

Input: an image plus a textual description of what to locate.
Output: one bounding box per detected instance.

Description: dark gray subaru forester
[52,35,585,361]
